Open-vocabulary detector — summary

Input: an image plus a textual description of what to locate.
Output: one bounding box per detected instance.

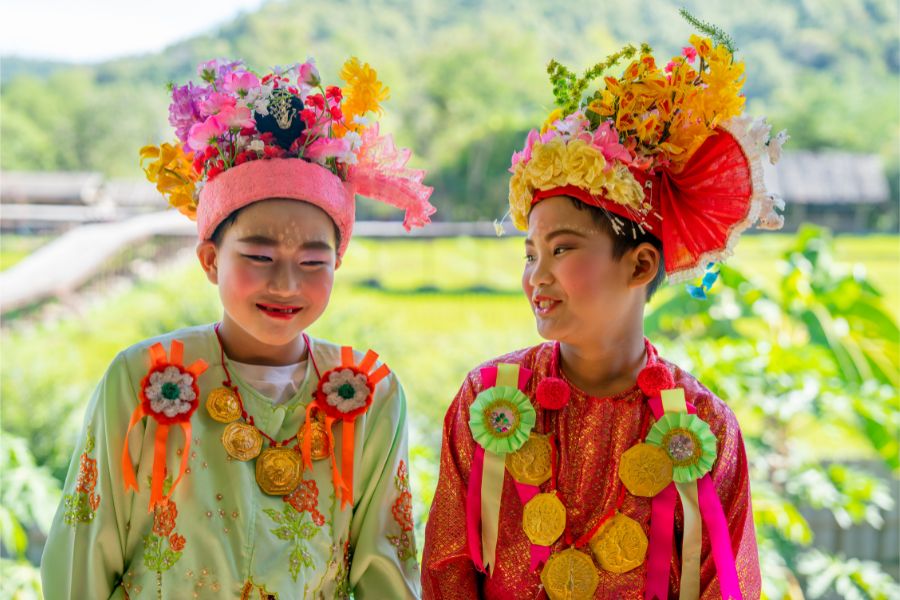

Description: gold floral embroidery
[387,460,416,562]
[63,431,101,524]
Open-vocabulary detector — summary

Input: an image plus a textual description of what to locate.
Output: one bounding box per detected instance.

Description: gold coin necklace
[529,343,655,600]
[207,324,329,496]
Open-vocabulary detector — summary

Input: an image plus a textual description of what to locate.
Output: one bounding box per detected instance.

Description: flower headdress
[508,12,787,284]
[140,57,435,256]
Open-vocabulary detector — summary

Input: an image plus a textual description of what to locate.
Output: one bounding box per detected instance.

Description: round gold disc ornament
[522,493,566,547]
[222,422,263,461]
[506,433,553,486]
[588,513,648,574]
[298,419,331,461]
[206,387,242,423]
[255,447,302,496]
[618,442,674,498]
[540,547,600,600]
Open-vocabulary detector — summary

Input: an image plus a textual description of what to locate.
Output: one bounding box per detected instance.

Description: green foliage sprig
[547,44,641,115]
[679,8,737,53]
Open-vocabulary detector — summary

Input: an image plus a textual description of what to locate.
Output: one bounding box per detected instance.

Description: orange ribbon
[121,340,207,511]
[302,346,391,510]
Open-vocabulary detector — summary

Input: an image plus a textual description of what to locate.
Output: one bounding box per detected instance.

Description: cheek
[219,258,265,299]
[521,265,534,296]
[302,269,335,303]
[559,254,615,300]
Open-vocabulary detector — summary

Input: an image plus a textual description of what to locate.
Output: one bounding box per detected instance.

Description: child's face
[522,196,642,345]
[197,199,339,357]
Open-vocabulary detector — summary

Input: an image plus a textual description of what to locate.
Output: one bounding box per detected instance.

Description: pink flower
[682,46,698,62]
[187,116,227,152]
[665,61,678,73]
[304,137,352,164]
[216,105,254,130]
[222,71,260,97]
[297,59,320,92]
[591,121,633,166]
[200,92,236,117]
[509,129,541,172]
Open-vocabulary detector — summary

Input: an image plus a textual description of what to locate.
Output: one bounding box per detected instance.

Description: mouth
[532,295,560,317]
[256,302,303,320]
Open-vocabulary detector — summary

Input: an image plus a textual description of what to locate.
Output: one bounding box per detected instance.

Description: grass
[0,234,51,271]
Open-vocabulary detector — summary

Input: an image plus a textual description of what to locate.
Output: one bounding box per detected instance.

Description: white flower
[353,115,371,127]
[245,82,274,116]
[767,130,789,164]
[322,369,371,414]
[248,139,265,153]
[145,366,196,418]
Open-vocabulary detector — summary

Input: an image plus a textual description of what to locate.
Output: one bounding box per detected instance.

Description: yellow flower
[540,109,564,134]
[527,140,567,188]
[509,167,531,231]
[601,165,644,210]
[338,57,390,135]
[563,139,607,192]
[689,35,713,59]
[140,142,199,220]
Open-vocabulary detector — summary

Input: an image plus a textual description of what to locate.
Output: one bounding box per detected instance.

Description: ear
[196,240,220,285]
[628,242,661,289]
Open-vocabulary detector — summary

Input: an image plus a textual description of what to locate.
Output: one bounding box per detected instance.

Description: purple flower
[169,82,206,143]
[198,58,244,86]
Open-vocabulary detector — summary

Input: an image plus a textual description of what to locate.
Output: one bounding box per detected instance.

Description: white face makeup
[198,199,339,364]
[522,196,635,346]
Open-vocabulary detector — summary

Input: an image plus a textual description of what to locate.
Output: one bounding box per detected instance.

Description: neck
[558,330,646,398]
[217,317,308,366]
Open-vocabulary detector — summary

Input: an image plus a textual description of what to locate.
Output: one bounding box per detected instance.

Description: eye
[524,254,535,263]
[300,260,326,267]
[241,254,272,263]
[553,246,570,256]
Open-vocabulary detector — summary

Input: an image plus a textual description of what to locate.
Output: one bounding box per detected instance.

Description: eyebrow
[237,235,334,250]
[524,228,588,245]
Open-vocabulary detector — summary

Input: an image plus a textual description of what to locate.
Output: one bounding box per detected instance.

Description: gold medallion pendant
[540,547,600,600]
[588,513,648,574]
[522,492,566,547]
[255,447,302,495]
[222,422,263,461]
[506,432,553,486]
[206,387,242,423]
[298,414,331,461]
[618,442,673,498]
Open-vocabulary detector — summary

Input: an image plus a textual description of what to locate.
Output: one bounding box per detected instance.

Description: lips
[532,295,560,316]
[256,302,303,320]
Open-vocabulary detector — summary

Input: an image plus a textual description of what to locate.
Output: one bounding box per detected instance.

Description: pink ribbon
[698,474,742,599]
[644,393,741,599]
[467,444,487,573]
[513,481,549,571]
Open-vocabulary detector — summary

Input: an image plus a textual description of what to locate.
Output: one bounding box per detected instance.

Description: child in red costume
[422,21,786,600]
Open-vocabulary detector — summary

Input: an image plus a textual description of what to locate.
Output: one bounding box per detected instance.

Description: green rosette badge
[645,412,717,483]
[469,386,536,455]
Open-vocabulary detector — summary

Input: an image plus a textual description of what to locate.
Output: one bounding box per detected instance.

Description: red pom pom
[637,363,674,397]
[536,377,570,410]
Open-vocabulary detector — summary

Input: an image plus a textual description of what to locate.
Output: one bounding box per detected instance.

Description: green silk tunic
[41,324,420,599]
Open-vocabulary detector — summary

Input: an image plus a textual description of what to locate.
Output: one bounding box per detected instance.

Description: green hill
[2,0,898,219]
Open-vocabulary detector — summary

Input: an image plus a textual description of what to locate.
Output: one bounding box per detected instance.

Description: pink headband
[198,158,355,257]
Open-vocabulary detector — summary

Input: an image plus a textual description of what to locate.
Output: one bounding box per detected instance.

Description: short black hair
[567,197,666,301]
[209,203,342,251]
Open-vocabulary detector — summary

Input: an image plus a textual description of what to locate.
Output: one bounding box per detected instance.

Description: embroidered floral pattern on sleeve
[264,500,321,581]
[143,493,187,599]
[63,431,101,525]
[387,460,416,562]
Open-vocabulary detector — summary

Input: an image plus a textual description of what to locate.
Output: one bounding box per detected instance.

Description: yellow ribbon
[480,363,521,573]
[662,388,702,600]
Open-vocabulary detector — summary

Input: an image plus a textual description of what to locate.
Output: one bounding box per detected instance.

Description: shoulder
[309,336,404,414]
[459,343,552,394]
[115,323,217,373]
[661,357,742,440]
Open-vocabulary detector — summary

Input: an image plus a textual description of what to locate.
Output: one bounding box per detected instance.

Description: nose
[268,261,298,295]
[526,255,553,289]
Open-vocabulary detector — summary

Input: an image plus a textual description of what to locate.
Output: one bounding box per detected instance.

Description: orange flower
[152,499,178,537]
[168,533,186,552]
[75,453,98,494]
[392,490,414,532]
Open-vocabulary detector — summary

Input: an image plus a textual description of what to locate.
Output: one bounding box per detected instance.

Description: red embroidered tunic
[422,342,761,599]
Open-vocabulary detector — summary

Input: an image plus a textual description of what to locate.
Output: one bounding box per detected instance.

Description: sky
[0,0,267,63]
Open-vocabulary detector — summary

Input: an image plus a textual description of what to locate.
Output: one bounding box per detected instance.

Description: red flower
[325,86,343,103]
[259,132,275,145]
[300,109,318,128]
[263,145,286,159]
[239,126,256,137]
[234,150,255,165]
[305,94,325,110]
[392,490,414,532]
[536,377,570,410]
[329,106,343,121]
[287,86,299,95]
[168,532,186,552]
[206,166,223,180]
[152,499,178,537]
